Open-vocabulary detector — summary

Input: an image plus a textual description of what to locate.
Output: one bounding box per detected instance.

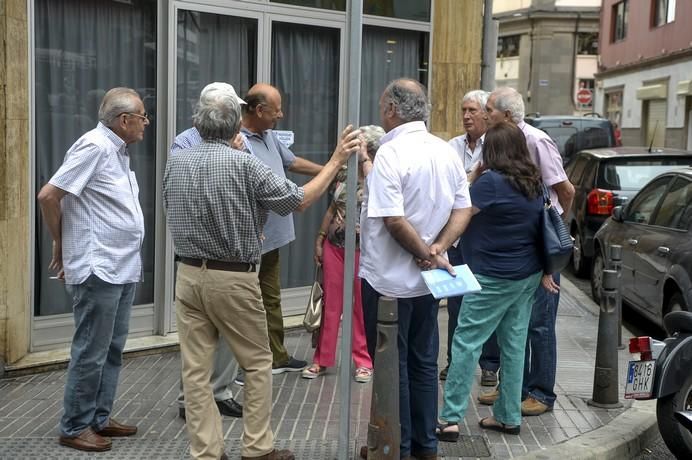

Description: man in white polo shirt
[359,79,473,460]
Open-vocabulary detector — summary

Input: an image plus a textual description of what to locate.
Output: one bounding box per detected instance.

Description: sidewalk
[0,279,656,459]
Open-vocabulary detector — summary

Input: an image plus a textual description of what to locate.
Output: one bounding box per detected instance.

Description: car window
[540,126,578,158]
[653,178,692,230]
[624,177,671,224]
[597,158,692,191]
[567,156,588,184]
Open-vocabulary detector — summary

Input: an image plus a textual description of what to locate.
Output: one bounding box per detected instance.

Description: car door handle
[657,246,670,255]
[628,239,638,246]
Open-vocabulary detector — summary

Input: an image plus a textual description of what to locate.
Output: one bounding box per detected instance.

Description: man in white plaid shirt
[163,83,360,460]
[37,87,149,453]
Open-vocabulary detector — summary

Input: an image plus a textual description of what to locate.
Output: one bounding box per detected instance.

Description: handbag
[303,266,323,332]
[540,184,573,274]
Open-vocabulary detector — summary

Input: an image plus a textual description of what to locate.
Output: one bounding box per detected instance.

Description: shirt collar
[97,122,126,150]
[380,121,427,145]
[240,126,266,139]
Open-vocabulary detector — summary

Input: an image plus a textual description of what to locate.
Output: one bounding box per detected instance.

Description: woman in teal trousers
[437,122,559,437]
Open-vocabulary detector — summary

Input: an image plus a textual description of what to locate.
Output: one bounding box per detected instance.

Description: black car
[591,167,692,327]
[565,148,692,277]
[524,114,616,165]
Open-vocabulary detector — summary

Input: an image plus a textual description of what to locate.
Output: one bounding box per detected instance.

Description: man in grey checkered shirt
[163,83,360,460]
[37,87,149,453]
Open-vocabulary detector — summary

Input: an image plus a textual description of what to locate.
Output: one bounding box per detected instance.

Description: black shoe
[272,356,307,375]
[216,398,243,418]
[234,370,245,386]
[178,407,186,420]
[439,365,449,381]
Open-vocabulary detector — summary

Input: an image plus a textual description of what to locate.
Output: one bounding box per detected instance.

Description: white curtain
[271,22,340,288]
[34,0,157,315]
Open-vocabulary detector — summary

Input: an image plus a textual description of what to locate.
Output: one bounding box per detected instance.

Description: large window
[360,25,429,125]
[176,11,257,131]
[34,0,157,316]
[577,33,598,55]
[612,0,629,42]
[271,0,346,11]
[497,35,521,58]
[653,0,676,27]
[364,0,431,22]
[272,22,341,289]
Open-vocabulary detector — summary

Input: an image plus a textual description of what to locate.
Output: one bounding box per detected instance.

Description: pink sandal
[354,367,373,383]
[301,364,326,379]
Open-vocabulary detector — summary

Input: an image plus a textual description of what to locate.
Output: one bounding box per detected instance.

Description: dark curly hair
[480,122,542,199]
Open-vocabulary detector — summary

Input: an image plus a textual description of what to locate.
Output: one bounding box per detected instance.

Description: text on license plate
[625,360,655,399]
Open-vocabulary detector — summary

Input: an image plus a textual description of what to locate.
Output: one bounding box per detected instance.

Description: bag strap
[541,183,552,206]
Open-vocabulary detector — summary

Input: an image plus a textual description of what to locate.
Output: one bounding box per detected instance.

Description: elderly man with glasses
[37,87,150,452]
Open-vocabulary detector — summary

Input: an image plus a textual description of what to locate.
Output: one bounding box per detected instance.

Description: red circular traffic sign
[577,88,592,105]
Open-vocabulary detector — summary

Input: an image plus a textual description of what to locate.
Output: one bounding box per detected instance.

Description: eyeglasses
[121,112,150,121]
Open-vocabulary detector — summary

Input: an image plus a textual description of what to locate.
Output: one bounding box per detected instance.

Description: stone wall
[0,0,30,365]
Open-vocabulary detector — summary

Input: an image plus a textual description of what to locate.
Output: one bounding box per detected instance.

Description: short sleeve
[469,171,497,211]
[271,132,297,169]
[366,146,404,218]
[534,137,568,187]
[49,141,105,197]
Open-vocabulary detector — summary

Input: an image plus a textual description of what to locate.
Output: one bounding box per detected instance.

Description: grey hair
[98,87,141,126]
[192,87,242,141]
[492,87,525,123]
[382,79,430,123]
[358,125,385,157]
[462,90,489,111]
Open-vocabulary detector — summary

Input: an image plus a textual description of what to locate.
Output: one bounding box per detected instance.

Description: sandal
[354,367,373,383]
[435,422,459,442]
[478,417,520,435]
[301,364,326,379]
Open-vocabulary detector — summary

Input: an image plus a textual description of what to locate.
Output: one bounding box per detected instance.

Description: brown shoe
[241,449,295,460]
[59,427,112,452]
[360,445,368,459]
[477,387,499,405]
[521,397,553,416]
[97,418,138,437]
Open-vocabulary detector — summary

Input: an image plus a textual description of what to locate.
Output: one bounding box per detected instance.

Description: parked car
[565,147,692,277]
[524,114,616,165]
[591,167,692,327]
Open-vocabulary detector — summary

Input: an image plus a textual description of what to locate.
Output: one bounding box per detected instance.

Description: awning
[676,80,692,96]
[636,83,667,100]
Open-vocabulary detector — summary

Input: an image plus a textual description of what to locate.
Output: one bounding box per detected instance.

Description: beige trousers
[176,263,274,459]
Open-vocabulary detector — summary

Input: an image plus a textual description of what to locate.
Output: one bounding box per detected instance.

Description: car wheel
[591,249,605,303]
[667,291,688,314]
[656,372,692,459]
[571,230,591,278]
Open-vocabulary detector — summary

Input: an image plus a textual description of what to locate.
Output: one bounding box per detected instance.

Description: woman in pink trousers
[302,125,384,383]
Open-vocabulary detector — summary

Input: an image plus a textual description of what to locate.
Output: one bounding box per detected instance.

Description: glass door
[167,3,261,331]
[269,16,345,315]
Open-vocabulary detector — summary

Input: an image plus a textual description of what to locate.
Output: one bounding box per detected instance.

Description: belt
[181,257,256,273]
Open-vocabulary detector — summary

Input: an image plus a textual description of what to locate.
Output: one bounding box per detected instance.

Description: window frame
[611,0,629,43]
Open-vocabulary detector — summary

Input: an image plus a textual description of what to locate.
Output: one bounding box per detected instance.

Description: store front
[28,0,433,352]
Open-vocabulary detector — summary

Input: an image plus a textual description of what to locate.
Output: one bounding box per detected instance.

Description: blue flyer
[421,264,482,299]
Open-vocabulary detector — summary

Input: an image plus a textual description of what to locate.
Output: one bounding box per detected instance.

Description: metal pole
[480,0,497,91]
[608,245,625,350]
[339,1,362,459]
[588,269,623,408]
[365,297,400,460]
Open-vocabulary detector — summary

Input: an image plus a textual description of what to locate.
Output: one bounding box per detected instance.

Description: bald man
[236,83,322,381]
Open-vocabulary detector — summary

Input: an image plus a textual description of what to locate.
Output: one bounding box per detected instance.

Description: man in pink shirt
[484,87,575,416]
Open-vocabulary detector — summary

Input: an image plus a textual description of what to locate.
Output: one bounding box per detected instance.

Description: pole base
[587,399,623,409]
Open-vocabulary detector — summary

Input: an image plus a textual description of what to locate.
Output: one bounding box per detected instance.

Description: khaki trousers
[176,263,274,459]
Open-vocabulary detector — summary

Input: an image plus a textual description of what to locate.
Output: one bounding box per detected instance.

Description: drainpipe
[481,0,497,91]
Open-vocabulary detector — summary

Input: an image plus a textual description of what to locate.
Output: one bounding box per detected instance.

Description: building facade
[595,0,692,149]
[493,0,601,115]
[0,0,482,370]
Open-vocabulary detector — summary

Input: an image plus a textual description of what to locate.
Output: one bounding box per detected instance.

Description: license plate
[625,360,655,399]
